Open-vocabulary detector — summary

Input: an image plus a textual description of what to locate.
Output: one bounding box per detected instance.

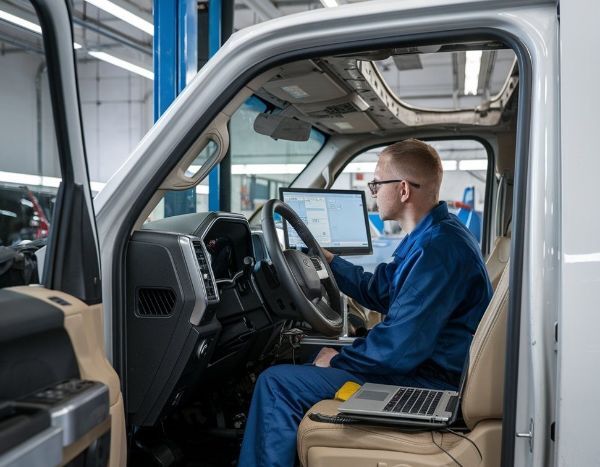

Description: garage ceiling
[0,0,515,110]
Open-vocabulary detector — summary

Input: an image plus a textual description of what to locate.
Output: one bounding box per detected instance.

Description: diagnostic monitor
[280,188,373,255]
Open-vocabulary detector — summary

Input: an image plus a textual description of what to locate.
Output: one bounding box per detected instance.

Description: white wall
[0,50,153,187]
[0,52,60,178]
[77,60,153,184]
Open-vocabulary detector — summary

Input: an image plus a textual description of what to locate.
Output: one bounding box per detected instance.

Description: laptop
[337,358,469,428]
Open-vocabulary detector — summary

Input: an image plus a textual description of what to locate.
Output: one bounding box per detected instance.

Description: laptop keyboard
[382,388,443,416]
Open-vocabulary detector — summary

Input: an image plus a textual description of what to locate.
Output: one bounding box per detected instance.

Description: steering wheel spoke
[261,199,343,336]
[309,255,329,280]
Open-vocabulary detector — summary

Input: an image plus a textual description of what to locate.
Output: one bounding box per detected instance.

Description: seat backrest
[461,262,509,429]
[486,235,510,291]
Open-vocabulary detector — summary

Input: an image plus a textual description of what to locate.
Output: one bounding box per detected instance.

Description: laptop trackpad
[356,390,389,401]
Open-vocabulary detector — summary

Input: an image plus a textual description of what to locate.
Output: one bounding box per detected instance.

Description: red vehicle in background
[0,184,53,246]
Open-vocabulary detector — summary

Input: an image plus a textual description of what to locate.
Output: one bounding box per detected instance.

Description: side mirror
[254,112,312,142]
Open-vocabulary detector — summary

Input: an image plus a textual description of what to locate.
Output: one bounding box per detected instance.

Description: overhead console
[125,213,282,426]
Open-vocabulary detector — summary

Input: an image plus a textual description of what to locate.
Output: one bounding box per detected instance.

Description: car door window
[332,139,489,271]
[0,0,61,286]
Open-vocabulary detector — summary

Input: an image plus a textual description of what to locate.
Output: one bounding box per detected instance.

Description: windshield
[230,97,326,218]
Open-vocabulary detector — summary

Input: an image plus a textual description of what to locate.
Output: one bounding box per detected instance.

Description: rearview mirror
[253,112,312,142]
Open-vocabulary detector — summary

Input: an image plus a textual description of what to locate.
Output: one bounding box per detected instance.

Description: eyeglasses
[367,179,421,195]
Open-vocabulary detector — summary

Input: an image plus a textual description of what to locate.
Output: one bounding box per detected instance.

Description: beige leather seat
[297,257,510,467]
[487,235,510,291]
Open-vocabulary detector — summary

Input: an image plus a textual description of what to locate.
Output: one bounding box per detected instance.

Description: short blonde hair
[380,139,443,202]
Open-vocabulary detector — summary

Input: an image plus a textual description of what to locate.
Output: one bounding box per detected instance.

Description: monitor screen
[280,188,373,255]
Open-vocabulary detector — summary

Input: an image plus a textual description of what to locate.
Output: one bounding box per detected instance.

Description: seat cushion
[298,400,457,465]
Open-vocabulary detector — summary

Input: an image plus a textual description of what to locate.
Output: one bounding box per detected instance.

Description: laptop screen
[280,188,373,255]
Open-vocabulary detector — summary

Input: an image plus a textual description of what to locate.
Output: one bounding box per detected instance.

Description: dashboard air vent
[137,288,176,317]
[192,240,218,301]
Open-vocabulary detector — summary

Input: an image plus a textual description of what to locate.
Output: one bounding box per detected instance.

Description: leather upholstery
[462,263,508,429]
[487,236,510,291]
[298,400,501,467]
[297,238,511,466]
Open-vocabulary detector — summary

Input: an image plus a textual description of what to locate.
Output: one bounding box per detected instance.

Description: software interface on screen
[281,190,370,253]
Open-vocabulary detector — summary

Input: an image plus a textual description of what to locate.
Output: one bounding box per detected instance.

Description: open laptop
[337,357,469,428]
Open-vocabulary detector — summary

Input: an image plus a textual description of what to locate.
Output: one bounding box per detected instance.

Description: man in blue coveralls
[238,139,493,466]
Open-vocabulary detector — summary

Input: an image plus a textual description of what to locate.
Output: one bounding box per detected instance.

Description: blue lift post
[156,0,232,215]
[154,0,198,217]
[207,0,221,211]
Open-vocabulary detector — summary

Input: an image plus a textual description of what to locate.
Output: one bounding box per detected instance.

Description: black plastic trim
[31,1,102,305]
[0,290,63,342]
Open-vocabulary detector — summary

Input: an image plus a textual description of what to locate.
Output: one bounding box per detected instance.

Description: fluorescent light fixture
[464,50,482,95]
[442,160,458,171]
[88,51,154,80]
[459,159,488,171]
[344,162,376,173]
[0,10,83,51]
[320,0,339,7]
[0,9,41,34]
[232,164,307,175]
[0,170,108,193]
[85,0,153,36]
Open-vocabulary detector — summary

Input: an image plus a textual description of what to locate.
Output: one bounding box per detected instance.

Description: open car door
[0,1,125,466]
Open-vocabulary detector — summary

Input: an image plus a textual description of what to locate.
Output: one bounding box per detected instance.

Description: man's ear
[399,180,411,202]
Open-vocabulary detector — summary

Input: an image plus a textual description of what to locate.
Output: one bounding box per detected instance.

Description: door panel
[9,286,127,467]
[0,0,124,464]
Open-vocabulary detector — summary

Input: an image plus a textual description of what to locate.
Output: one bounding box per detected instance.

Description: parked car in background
[0,184,52,246]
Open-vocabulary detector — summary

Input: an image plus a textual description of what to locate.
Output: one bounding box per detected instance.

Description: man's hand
[322,248,334,264]
[313,347,338,367]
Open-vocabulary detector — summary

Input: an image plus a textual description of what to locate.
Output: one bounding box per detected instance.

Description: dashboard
[124,212,279,426]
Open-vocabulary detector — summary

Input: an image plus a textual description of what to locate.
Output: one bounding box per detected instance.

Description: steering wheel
[261,199,343,336]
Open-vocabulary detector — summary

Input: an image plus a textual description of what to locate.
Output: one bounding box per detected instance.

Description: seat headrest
[462,262,509,429]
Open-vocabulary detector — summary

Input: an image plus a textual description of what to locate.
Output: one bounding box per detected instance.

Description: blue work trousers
[238,364,363,467]
[237,363,453,466]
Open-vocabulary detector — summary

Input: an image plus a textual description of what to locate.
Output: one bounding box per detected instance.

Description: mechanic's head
[372,139,443,229]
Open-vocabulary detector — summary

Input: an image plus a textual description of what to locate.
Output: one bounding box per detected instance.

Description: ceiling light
[464,50,482,95]
[88,51,153,80]
[232,164,307,175]
[85,0,153,36]
[345,162,376,173]
[459,159,487,171]
[0,9,41,34]
[1,10,82,51]
[442,160,458,171]
[320,0,339,7]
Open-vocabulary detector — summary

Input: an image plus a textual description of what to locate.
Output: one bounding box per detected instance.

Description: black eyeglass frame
[367,179,421,195]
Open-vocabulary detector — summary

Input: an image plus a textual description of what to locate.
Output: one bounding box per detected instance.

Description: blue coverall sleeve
[330,244,465,376]
[329,255,392,314]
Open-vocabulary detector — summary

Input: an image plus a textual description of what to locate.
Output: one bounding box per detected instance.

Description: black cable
[445,428,483,463]
[431,431,463,467]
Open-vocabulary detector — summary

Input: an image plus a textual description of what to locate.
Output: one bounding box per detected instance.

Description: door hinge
[516,418,534,453]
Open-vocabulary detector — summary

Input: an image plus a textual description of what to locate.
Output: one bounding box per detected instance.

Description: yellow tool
[334,381,362,401]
